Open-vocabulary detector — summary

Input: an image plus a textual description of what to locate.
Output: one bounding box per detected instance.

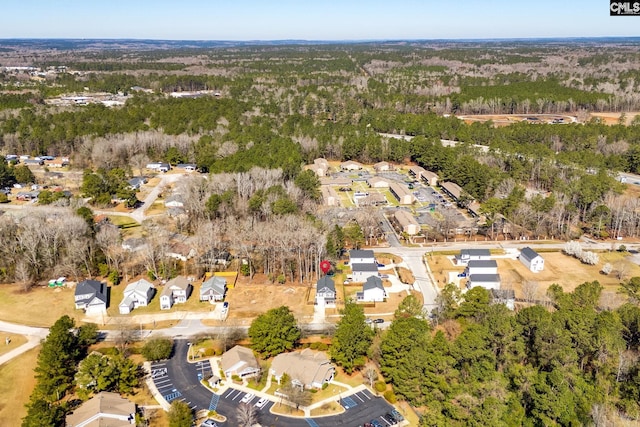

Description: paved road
[153,340,396,426]
[0,320,48,366]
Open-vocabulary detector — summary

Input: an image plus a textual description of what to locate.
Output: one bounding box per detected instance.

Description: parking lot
[150,339,399,426]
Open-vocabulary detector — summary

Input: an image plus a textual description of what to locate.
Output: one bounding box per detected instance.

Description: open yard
[0,347,39,426]
[0,284,83,327]
[428,249,640,305]
[0,334,27,356]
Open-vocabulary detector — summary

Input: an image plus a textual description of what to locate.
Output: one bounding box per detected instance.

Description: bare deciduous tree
[236,403,259,427]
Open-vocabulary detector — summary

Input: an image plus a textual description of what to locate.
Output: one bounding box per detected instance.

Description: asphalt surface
[153,339,396,426]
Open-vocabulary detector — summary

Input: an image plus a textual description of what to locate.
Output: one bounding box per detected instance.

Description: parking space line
[380,415,391,425]
[353,393,365,402]
[223,389,234,398]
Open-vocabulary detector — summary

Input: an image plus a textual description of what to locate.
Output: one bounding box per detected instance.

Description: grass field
[0,347,39,426]
[106,215,140,229]
[0,284,83,327]
[0,334,28,356]
[428,250,639,303]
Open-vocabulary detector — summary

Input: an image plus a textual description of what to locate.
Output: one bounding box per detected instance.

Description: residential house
[175,163,197,172]
[146,162,170,172]
[466,260,498,276]
[45,158,69,168]
[490,289,516,310]
[421,170,439,187]
[357,276,386,302]
[321,186,340,207]
[315,276,336,306]
[199,248,231,267]
[350,249,375,264]
[221,345,261,380]
[200,276,227,302]
[467,201,482,218]
[351,263,379,283]
[121,237,147,252]
[305,158,329,177]
[23,158,44,166]
[467,274,501,290]
[440,181,463,202]
[358,193,386,207]
[118,279,155,314]
[373,161,390,172]
[65,392,135,427]
[409,165,427,180]
[75,279,108,315]
[166,241,196,262]
[389,182,415,205]
[340,160,363,171]
[271,349,335,389]
[519,247,544,273]
[320,176,352,187]
[455,249,491,265]
[367,177,390,188]
[159,276,192,310]
[127,177,146,190]
[164,194,184,208]
[394,210,420,235]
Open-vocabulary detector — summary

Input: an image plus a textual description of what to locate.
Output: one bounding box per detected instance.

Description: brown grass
[0,334,28,356]
[397,267,415,284]
[427,251,638,301]
[0,284,83,327]
[0,346,39,426]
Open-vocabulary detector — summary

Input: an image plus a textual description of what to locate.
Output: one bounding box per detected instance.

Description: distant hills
[0,37,639,51]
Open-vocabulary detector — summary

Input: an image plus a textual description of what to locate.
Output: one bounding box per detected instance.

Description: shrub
[383,390,397,403]
[322,382,329,390]
[141,338,173,361]
[375,381,386,392]
[232,374,241,382]
[602,263,613,275]
[580,251,599,265]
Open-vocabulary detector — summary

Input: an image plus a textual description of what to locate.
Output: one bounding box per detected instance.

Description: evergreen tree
[330,300,373,373]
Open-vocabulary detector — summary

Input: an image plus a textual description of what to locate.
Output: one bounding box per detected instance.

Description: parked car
[385,412,398,423]
[457,272,467,278]
[255,397,269,408]
[365,318,373,324]
[240,393,255,403]
[373,318,384,324]
[377,262,385,268]
[200,419,218,427]
[390,409,404,421]
[370,419,384,427]
[343,279,351,285]
[221,302,229,313]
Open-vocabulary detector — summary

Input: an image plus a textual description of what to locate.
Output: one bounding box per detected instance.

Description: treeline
[378,284,640,426]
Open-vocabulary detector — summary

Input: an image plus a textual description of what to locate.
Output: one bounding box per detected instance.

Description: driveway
[152,340,396,426]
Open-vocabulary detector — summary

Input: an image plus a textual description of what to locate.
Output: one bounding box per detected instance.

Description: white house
[467,274,501,290]
[200,276,227,302]
[520,247,544,273]
[164,194,184,208]
[455,249,491,265]
[466,260,498,276]
[351,263,379,283]
[373,161,390,172]
[349,249,375,264]
[367,177,390,188]
[315,276,336,306]
[220,345,261,380]
[160,276,192,310]
[491,289,515,310]
[119,279,155,314]
[357,276,386,302]
[146,162,171,172]
[340,160,363,171]
[74,280,108,315]
[65,392,135,427]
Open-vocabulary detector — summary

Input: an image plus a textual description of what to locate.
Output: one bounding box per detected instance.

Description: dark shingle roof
[350,249,374,259]
[520,247,540,261]
[316,276,335,293]
[363,276,384,291]
[352,263,379,272]
[467,260,497,269]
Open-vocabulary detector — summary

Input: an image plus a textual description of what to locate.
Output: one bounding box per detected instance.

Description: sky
[0,0,638,41]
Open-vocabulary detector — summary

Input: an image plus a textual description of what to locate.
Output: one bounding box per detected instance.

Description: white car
[240,392,255,403]
[200,420,218,427]
[255,397,269,408]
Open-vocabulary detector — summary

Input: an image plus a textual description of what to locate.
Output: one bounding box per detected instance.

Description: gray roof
[363,276,384,291]
[350,249,374,259]
[316,276,335,293]
[123,279,154,296]
[469,274,501,283]
[352,263,378,272]
[460,249,491,257]
[520,247,540,261]
[75,279,107,304]
[467,260,497,269]
[201,276,226,297]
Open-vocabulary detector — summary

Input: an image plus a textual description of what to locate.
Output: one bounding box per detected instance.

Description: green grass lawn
[106,215,140,229]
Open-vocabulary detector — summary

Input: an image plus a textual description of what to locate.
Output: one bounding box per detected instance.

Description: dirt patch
[226,275,314,322]
[589,112,640,126]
